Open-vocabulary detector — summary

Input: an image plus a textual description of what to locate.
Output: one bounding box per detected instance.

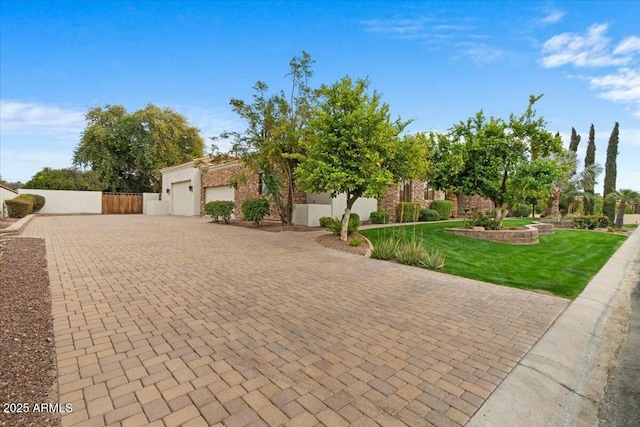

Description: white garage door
[171,181,192,216]
[205,186,235,218]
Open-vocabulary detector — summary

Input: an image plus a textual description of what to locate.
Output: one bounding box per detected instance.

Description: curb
[0,214,36,236]
[467,226,640,426]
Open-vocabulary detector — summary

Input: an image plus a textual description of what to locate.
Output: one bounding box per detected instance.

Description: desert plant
[429,200,453,220]
[349,236,365,247]
[572,215,609,229]
[419,250,447,270]
[419,208,440,222]
[5,198,32,218]
[369,210,390,224]
[241,198,270,226]
[204,200,235,223]
[395,202,420,223]
[370,236,399,260]
[395,239,429,266]
[605,189,640,228]
[325,215,359,235]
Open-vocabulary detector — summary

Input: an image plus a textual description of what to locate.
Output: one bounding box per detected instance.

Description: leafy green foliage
[510,204,532,218]
[319,216,334,228]
[5,198,32,218]
[73,104,204,192]
[429,200,453,220]
[349,237,365,247]
[204,200,235,223]
[419,209,440,222]
[220,52,316,225]
[241,198,270,226]
[296,76,424,240]
[362,220,626,299]
[17,194,45,211]
[603,122,619,223]
[325,215,359,235]
[427,95,563,226]
[395,202,420,223]
[583,124,597,215]
[24,167,103,191]
[369,210,390,224]
[572,215,609,229]
[605,189,640,227]
[465,209,500,230]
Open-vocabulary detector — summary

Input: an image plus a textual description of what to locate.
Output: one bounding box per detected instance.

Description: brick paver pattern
[22,215,569,426]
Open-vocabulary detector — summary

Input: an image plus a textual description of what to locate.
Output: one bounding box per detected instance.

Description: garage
[171,181,193,216]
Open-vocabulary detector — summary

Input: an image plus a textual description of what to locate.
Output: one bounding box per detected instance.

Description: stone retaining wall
[444,222,556,244]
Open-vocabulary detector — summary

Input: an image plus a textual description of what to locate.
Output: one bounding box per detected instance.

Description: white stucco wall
[160,163,201,216]
[1,186,19,218]
[17,189,102,214]
[292,204,332,226]
[331,193,378,221]
[293,192,378,226]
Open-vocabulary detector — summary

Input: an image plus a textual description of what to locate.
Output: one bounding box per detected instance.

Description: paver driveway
[23,215,568,427]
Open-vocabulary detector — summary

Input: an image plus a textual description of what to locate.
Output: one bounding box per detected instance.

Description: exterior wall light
[188,185,193,192]
[166,188,170,194]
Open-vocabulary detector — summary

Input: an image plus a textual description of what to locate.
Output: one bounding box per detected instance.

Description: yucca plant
[395,239,429,266]
[419,250,446,270]
[371,237,399,260]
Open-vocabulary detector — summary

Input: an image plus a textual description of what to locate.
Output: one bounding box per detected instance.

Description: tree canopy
[602,122,619,223]
[23,167,103,191]
[73,104,204,193]
[427,95,563,225]
[218,51,316,225]
[295,76,425,240]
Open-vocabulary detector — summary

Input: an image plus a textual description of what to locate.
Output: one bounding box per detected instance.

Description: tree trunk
[615,202,625,228]
[340,208,350,242]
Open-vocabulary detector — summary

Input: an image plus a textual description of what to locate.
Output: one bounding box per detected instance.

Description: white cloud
[614,36,640,55]
[457,43,504,65]
[0,100,85,136]
[541,23,632,68]
[589,68,640,117]
[538,10,564,25]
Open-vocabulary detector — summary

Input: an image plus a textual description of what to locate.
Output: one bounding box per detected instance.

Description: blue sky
[1,0,639,193]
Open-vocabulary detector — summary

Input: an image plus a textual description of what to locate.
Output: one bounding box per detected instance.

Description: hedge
[395,202,420,223]
[429,200,453,220]
[5,198,33,218]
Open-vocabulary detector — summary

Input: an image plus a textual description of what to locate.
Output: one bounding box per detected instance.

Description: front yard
[360,219,628,299]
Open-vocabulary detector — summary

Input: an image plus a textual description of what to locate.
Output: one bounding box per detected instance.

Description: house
[0,184,19,218]
[160,157,377,225]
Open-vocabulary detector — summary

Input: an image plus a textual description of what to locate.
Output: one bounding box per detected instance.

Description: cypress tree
[583,124,596,215]
[602,122,619,223]
[569,127,581,176]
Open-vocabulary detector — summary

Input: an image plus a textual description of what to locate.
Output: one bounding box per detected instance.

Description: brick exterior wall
[201,161,306,222]
[379,181,446,221]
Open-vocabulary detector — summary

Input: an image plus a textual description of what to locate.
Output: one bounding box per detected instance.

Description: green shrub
[419,209,440,222]
[5,198,33,218]
[510,204,532,218]
[395,202,420,223]
[371,237,399,260]
[465,209,500,230]
[395,239,429,266]
[319,217,333,228]
[429,200,453,220]
[241,198,270,226]
[349,236,365,247]
[18,193,45,211]
[369,210,390,224]
[573,215,609,229]
[204,200,235,223]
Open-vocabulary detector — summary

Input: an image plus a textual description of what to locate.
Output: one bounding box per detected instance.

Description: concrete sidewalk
[467,226,640,426]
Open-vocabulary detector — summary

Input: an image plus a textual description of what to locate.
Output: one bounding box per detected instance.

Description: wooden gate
[102,193,143,214]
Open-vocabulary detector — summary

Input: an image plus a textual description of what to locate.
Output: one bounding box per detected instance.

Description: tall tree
[24,167,103,191]
[295,76,425,241]
[583,124,597,215]
[221,51,315,225]
[427,95,563,227]
[568,127,581,176]
[602,122,619,223]
[73,104,204,193]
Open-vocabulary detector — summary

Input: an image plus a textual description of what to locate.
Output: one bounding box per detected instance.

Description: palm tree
[605,189,640,228]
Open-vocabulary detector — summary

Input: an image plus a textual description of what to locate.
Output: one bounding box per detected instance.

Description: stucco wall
[0,186,19,218]
[161,163,201,216]
[17,189,102,214]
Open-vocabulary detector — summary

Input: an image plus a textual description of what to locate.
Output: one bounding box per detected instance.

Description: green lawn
[360,219,627,299]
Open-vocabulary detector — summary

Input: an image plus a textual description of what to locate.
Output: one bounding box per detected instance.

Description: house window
[258,173,268,196]
[399,181,412,202]
[424,181,435,200]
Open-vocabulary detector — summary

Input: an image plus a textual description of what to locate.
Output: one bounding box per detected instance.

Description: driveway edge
[467,226,640,427]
